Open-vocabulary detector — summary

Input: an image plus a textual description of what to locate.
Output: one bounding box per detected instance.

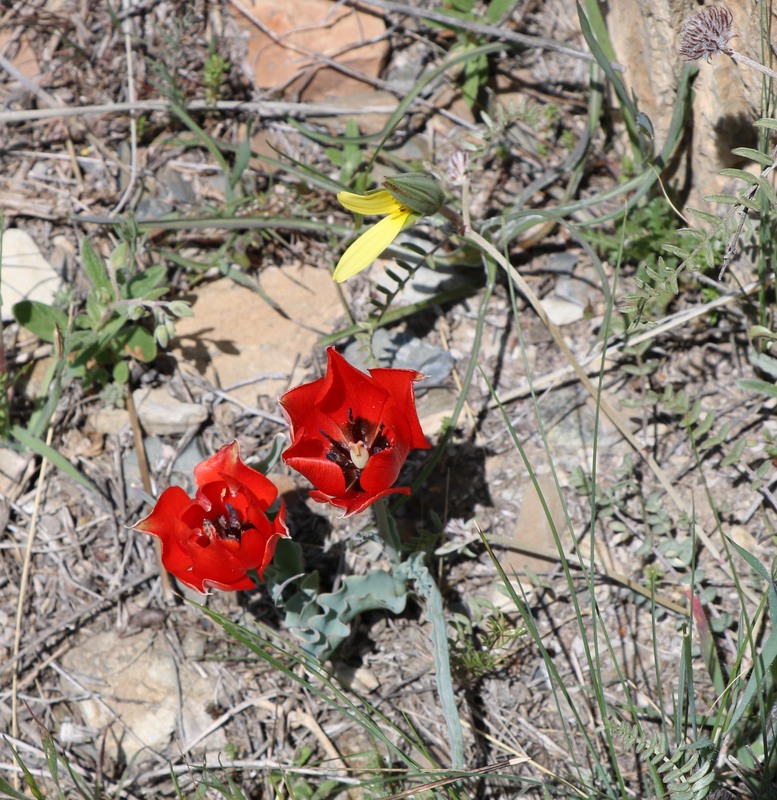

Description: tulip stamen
[199,502,256,544]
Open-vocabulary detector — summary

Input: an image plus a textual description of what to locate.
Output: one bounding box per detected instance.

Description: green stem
[372,498,401,567]
[373,498,464,766]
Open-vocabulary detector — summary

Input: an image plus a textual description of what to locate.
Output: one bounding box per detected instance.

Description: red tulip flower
[280,347,430,516]
[133,441,288,592]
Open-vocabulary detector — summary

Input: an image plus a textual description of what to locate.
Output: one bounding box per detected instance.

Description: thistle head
[679,5,735,62]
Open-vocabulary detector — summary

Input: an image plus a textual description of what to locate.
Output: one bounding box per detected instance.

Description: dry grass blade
[10,421,54,775]
[379,755,531,800]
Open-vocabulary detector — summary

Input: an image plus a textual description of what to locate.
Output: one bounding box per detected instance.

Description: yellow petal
[333,209,412,282]
[337,189,403,216]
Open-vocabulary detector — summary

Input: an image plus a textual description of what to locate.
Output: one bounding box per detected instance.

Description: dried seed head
[679,5,735,62]
[446,150,469,186]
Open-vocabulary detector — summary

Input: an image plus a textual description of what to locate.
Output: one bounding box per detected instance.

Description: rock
[0,29,39,82]
[132,386,208,435]
[229,0,388,101]
[123,436,211,501]
[540,296,585,326]
[18,356,54,402]
[1,229,62,321]
[603,0,774,209]
[332,663,379,693]
[485,469,569,609]
[539,252,593,326]
[416,385,458,435]
[86,407,131,436]
[59,630,226,762]
[344,329,455,391]
[172,265,342,405]
[0,446,30,499]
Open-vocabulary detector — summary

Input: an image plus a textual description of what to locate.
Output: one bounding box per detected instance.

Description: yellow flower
[333,173,444,283]
[333,190,417,283]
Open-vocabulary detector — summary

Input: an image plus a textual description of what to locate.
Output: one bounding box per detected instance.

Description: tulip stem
[373,498,402,566]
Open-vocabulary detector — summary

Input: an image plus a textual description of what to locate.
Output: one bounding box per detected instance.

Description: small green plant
[449,597,524,686]
[325,118,370,191]
[590,196,689,267]
[12,235,191,396]
[602,718,716,800]
[623,125,777,327]
[268,746,342,800]
[203,42,230,106]
[437,0,516,109]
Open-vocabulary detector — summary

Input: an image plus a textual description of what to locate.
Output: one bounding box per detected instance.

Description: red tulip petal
[133,486,200,575]
[317,348,390,426]
[310,484,411,516]
[360,447,406,494]
[194,440,240,486]
[133,485,192,535]
[370,368,430,450]
[134,442,288,593]
[202,573,256,592]
[280,377,326,437]
[192,540,253,587]
[194,440,278,510]
[283,438,347,497]
[273,499,290,540]
[280,347,430,516]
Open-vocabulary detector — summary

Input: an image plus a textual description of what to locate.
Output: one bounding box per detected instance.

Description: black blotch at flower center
[203,502,256,543]
[322,408,391,492]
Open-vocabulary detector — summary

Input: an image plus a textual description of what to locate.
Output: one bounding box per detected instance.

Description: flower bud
[382,173,444,216]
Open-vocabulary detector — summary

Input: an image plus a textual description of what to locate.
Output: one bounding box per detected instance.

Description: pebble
[1,229,62,321]
[132,386,208,435]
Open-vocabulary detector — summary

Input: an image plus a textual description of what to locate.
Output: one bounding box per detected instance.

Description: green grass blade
[11,426,100,495]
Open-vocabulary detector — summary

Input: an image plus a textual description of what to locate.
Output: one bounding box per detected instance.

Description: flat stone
[59,630,226,762]
[230,0,388,101]
[0,30,39,82]
[123,436,211,502]
[172,265,341,405]
[132,386,208,435]
[0,447,30,498]
[540,296,585,326]
[86,407,131,436]
[487,469,572,607]
[604,0,772,211]
[344,329,455,390]
[1,229,62,321]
